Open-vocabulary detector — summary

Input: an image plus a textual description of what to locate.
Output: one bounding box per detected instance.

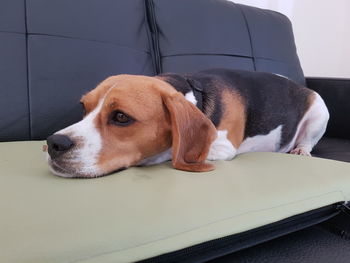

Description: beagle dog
[45,69,329,178]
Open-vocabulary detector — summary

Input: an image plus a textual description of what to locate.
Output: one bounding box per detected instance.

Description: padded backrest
[26,0,155,140]
[0,0,29,141]
[0,0,304,141]
[153,0,304,84]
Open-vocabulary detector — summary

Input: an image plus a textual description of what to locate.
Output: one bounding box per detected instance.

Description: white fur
[185,91,197,105]
[274,73,289,79]
[47,160,76,178]
[51,97,105,176]
[237,125,283,154]
[281,92,329,154]
[207,130,237,161]
[236,93,328,155]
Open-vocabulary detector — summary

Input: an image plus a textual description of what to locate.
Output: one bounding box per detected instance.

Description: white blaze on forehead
[55,96,106,176]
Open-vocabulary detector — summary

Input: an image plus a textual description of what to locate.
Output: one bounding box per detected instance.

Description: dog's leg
[290,93,329,156]
[207,130,237,161]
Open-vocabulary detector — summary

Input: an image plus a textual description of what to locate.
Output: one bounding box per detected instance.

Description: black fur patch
[159,69,312,148]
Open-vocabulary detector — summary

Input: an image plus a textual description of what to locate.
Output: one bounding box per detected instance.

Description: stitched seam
[70,190,346,263]
[0,30,25,35]
[162,53,290,62]
[162,53,252,59]
[162,53,301,69]
[24,0,32,140]
[145,0,162,74]
[237,4,256,71]
[144,0,158,74]
[26,33,150,54]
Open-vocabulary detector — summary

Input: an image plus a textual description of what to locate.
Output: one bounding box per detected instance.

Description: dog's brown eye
[115,112,128,123]
[109,111,134,126]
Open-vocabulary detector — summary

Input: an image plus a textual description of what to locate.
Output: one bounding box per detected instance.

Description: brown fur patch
[80,76,125,114]
[217,88,246,149]
[162,93,217,172]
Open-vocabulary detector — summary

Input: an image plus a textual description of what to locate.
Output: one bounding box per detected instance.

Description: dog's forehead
[82,75,177,115]
[81,75,157,107]
[103,83,165,116]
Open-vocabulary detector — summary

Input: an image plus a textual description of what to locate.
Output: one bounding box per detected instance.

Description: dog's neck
[157,73,207,111]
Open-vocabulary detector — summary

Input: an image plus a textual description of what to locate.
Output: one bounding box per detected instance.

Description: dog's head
[46,75,217,178]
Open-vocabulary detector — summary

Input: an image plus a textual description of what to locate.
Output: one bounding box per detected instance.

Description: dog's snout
[47,134,74,159]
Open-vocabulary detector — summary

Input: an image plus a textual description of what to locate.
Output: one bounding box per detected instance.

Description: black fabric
[208,215,350,263]
[139,204,342,263]
[306,77,350,140]
[312,137,350,163]
[323,205,350,239]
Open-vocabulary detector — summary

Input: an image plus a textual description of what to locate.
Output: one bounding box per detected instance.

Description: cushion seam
[236,4,256,71]
[27,33,150,54]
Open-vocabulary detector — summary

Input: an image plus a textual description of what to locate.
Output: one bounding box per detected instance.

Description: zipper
[336,203,350,217]
[138,203,343,263]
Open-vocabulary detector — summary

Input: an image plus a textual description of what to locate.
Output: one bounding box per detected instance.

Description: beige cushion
[1,141,350,262]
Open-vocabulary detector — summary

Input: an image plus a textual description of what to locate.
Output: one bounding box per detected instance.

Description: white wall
[230,0,350,78]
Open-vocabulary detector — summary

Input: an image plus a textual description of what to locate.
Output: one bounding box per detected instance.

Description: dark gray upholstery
[0,0,25,33]
[154,0,254,73]
[26,0,155,139]
[240,4,305,85]
[153,0,304,84]
[0,0,28,141]
[0,0,305,141]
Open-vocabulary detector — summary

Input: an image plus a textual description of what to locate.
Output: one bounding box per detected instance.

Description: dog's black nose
[47,134,74,159]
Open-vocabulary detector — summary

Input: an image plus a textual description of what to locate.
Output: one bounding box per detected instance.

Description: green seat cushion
[1,141,350,262]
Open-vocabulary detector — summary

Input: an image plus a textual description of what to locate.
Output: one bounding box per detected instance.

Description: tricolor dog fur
[45,69,329,178]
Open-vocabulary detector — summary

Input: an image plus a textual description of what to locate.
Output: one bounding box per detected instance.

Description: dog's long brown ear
[162,92,217,172]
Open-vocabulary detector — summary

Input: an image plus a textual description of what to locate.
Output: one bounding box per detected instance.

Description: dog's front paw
[290,147,312,157]
[207,131,237,161]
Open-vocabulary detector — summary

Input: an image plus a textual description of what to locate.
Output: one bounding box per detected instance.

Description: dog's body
[46,69,329,178]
